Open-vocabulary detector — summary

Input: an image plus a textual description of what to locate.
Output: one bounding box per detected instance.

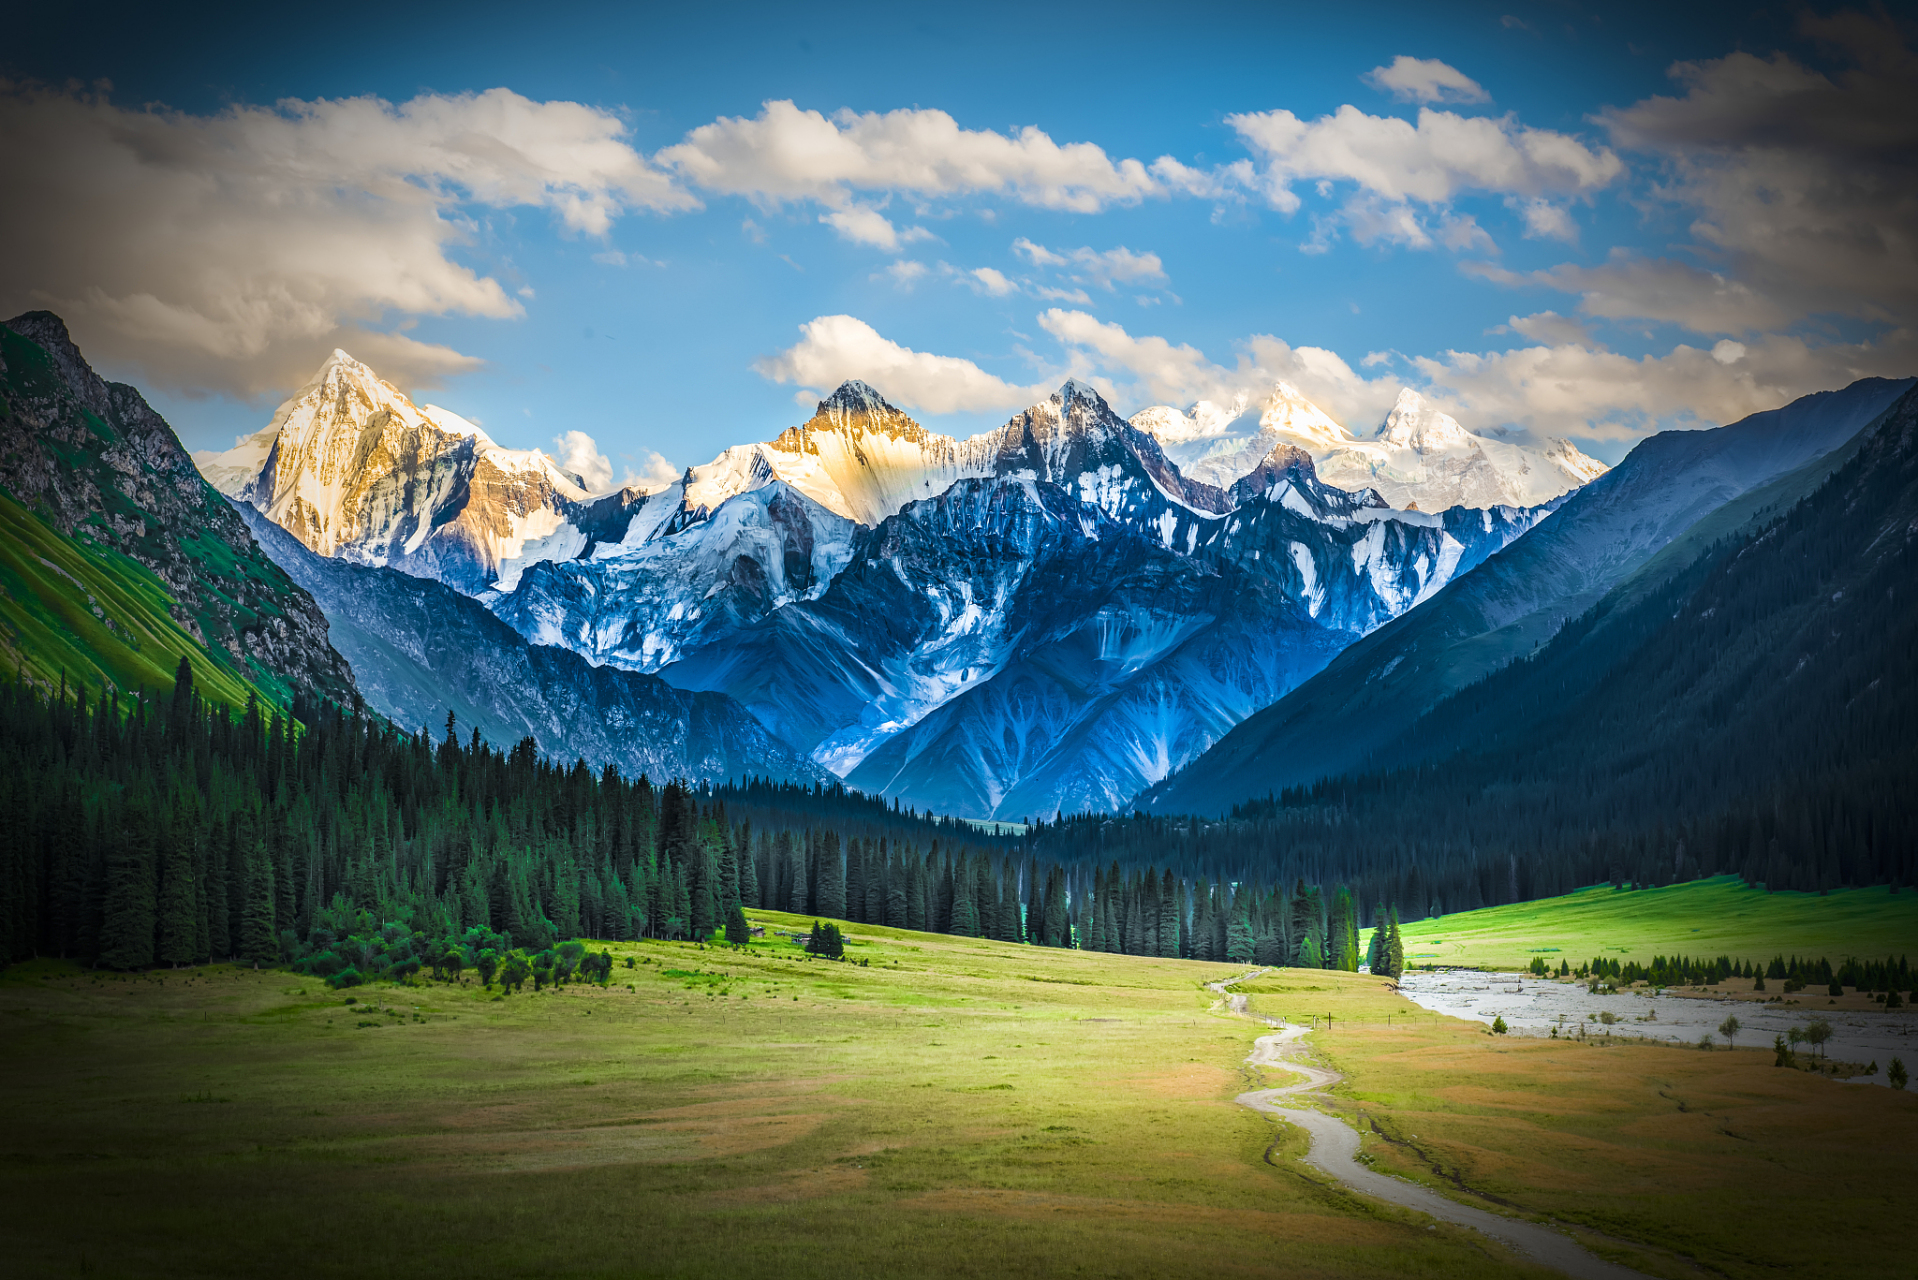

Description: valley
[5,13,1915,1280]
[2,903,1911,1280]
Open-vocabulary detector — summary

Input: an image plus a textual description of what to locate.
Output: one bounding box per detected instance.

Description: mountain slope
[1144,374,1917,815]
[838,452,1536,819]
[490,477,858,672]
[0,312,355,707]
[237,504,829,785]
[662,428,1537,818]
[1232,379,1918,893]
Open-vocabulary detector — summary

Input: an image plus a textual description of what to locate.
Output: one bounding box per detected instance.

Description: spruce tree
[98,792,158,970]
[1385,906,1405,979]
[816,830,846,920]
[156,807,200,967]
[239,840,277,966]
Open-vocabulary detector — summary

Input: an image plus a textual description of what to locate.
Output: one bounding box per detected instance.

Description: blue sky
[6,0,1913,484]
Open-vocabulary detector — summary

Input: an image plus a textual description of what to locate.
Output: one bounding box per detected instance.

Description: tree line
[0,661,1401,977]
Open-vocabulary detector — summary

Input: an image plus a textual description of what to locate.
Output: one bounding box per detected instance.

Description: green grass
[0,490,279,710]
[3,911,1912,1278]
[1232,970,1918,1280]
[0,915,1576,1280]
[1367,875,1918,971]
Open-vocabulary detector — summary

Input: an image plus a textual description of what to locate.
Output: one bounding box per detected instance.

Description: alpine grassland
[6,910,1916,1279]
[1367,875,1918,973]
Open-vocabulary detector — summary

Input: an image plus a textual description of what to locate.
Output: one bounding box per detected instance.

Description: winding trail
[1211,972,1645,1280]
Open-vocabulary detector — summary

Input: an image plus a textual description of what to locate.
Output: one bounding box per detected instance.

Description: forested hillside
[0,660,1390,972]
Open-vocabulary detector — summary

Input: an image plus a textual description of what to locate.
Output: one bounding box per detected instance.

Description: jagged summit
[819,379,893,415]
[1374,388,1475,451]
[1055,378,1106,407]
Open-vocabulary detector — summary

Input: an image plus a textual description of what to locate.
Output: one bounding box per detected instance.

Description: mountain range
[1142,374,1917,815]
[200,359,1544,817]
[178,320,1915,826]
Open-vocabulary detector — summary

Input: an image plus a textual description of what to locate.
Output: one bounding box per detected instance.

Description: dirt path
[1210,972,1645,1280]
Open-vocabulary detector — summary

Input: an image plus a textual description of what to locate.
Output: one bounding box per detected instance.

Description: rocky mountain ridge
[2,311,355,705]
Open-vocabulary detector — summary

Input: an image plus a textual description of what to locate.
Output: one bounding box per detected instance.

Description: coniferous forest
[0,658,1390,978]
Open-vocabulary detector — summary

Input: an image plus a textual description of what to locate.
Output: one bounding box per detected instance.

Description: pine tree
[815,830,845,920]
[1385,906,1405,979]
[239,840,277,966]
[98,792,158,970]
[156,805,200,967]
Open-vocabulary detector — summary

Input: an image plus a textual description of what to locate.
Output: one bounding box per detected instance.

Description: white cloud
[881,260,930,289]
[0,83,688,398]
[968,267,1018,297]
[555,429,678,494]
[658,99,1163,216]
[1363,56,1492,105]
[1012,238,1168,291]
[1597,22,1918,331]
[754,314,1055,415]
[1036,309,1403,427]
[1505,311,1595,346]
[1509,197,1578,242]
[1034,284,1093,305]
[1465,251,1795,335]
[555,430,616,493]
[1227,104,1622,213]
[818,203,932,250]
[1413,327,1918,442]
[627,450,682,490]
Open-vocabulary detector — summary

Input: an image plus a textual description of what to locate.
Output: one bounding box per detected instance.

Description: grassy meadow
[1367,875,1918,971]
[2,906,1913,1279]
[1234,971,1918,1279]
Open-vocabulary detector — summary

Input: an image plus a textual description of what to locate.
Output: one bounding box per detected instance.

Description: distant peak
[820,380,895,415]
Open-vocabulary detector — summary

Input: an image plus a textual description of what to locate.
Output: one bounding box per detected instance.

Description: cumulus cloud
[1595,20,1918,331]
[967,267,1018,297]
[1414,326,1918,441]
[819,203,931,250]
[880,260,930,289]
[554,429,678,495]
[1509,197,1578,242]
[0,82,688,398]
[1465,251,1796,334]
[658,100,1163,216]
[754,315,1055,415]
[1505,311,1596,346]
[1012,239,1168,291]
[1363,56,1492,105]
[554,430,616,492]
[1227,103,1622,213]
[1036,310,1403,428]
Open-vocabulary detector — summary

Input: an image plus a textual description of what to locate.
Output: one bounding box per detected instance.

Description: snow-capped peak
[1256,382,1353,451]
[1055,378,1106,410]
[1375,388,1475,452]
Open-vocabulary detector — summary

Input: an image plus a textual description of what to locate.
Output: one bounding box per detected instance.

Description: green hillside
[0,490,277,709]
[0,313,356,712]
[1366,875,1918,971]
